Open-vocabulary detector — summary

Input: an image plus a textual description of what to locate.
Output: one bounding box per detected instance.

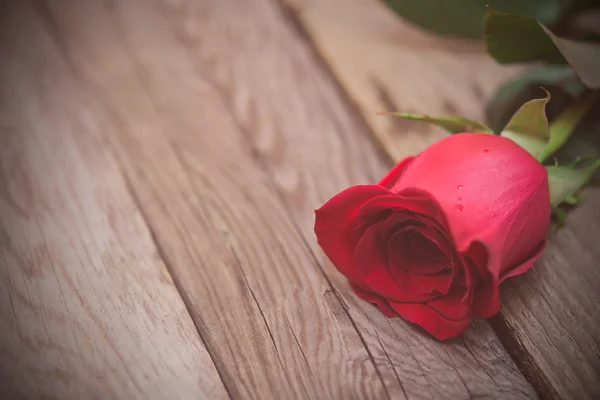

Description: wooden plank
[281,0,600,398]
[0,2,229,400]
[46,0,540,398]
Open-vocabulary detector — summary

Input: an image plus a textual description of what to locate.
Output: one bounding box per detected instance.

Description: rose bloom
[314,133,551,340]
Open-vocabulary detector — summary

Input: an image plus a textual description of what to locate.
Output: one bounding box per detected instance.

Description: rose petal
[388,227,450,275]
[378,156,415,189]
[463,241,500,318]
[351,284,397,318]
[357,188,450,235]
[409,271,453,295]
[473,239,545,319]
[427,291,472,321]
[314,185,391,287]
[388,301,471,341]
[378,213,412,242]
[500,240,545,282]
[387,266,431,296]
[356,224,433,303]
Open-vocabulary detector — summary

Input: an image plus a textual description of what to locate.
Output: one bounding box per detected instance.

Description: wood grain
[0,2,229,399]
[72,0,537,398]
[281,0,600,398]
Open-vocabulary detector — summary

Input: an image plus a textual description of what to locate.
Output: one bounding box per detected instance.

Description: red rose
[314,133,551,340]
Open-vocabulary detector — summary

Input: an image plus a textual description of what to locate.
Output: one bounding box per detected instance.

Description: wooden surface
[281,0,600,399]
[0,0,595,399]
[0,2,229,399]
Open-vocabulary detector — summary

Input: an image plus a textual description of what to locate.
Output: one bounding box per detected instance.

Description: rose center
[389,227,449,275]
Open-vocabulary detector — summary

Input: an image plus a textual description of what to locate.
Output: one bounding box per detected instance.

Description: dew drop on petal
[455,204,463,212]
[491,212,496,217]
[457,185,463,190]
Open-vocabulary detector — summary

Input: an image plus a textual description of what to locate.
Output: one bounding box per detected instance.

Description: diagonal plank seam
[284,313,314,377]
[119,170,237,400]
[489,312,559,400]
[226,242,311,399]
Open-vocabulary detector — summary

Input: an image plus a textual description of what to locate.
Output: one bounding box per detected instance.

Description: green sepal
[500,89,551,160]
[485,65,585,132]
[538,91,596,162]
[552,207,567,229]
[546,159,600,208]
[377,112,494,134]
[564,194,581,206]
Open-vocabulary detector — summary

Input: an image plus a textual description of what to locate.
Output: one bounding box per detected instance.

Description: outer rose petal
[351,284,397,318]
[378,156,415,189]
[500,240,545,282]
[388,301,471,341]
[427,291,471,321]
[471,240,545,318]
[314,185,391,287]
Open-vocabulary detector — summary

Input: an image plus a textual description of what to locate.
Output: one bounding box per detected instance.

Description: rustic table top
[1,1,598,399]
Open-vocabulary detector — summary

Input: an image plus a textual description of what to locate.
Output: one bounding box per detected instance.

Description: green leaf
[485,65,585,132]
[382,0,570,40]
[539,25,600,89]
[377,112,493,134]
[500,90,551,159]
[539,91,596,162]
[547,159,600,207]
[484,9,566,63]
[484,8,600,89]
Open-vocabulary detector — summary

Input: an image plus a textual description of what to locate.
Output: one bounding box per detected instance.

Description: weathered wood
[0,2,229,399]
[52,0,540,398]
[282,0,600,398]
